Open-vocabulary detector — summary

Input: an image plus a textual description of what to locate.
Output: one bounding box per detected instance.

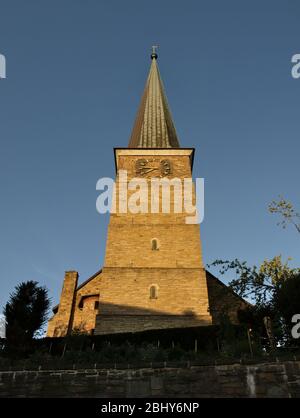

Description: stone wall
[1,361,299,398]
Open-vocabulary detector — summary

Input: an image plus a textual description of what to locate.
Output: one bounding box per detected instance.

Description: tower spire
[128,49,180,148]
[151,45,158,60]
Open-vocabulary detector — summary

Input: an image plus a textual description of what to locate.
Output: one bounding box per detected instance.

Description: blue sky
[0,0,299,313]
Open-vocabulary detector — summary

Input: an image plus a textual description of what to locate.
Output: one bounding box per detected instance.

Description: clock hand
[138,167,158,175]
[144,167,158,173]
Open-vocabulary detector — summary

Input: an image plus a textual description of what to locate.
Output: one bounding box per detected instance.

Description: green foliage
[3,281,50,355]
[209,257,300,349]
[1,334,300,370]
[209,256,300,306]
[215,313,263,357]
[167,345,186,361]
[139,343,168,362]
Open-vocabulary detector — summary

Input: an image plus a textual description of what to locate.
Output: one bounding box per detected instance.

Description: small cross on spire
[151,45,158,60]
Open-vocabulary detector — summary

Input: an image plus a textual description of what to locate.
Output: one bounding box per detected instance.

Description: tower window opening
[94,301,99,310]
[151,238,159,251]
[150,285,158,299]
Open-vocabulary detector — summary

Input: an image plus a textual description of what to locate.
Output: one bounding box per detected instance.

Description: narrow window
[151,238,159,251]
[94,301,99,310]
[150,285,158,299]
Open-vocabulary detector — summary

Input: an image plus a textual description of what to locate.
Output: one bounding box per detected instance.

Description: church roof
[128,49,180,148]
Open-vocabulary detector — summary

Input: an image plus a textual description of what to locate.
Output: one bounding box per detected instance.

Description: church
[47,50,248,337]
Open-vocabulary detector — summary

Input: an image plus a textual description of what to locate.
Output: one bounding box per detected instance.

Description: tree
[209,256,300,347]
[269,196,300,234]
[209,256,299,306]
[3,281,50,353]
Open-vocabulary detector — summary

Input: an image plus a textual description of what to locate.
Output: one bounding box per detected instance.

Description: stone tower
[94,51,212,334]
[46,50,247,338]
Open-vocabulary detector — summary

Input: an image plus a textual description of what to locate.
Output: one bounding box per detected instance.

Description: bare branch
[268,196,300,233]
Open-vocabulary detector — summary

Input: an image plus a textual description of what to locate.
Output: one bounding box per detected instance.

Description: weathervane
[151,45,158,60]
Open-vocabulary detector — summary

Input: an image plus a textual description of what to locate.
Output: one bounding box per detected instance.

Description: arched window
[151,238,159,251]
[150,285,158,299]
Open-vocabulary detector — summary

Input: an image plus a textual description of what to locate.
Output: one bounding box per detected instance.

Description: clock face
[135,158,172,177]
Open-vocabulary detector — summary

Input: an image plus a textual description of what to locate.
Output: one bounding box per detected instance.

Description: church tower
[94,50,212,334]
[48,49,234,338]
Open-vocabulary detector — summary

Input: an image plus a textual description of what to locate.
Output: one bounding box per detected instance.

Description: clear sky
[0,0,299,313]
